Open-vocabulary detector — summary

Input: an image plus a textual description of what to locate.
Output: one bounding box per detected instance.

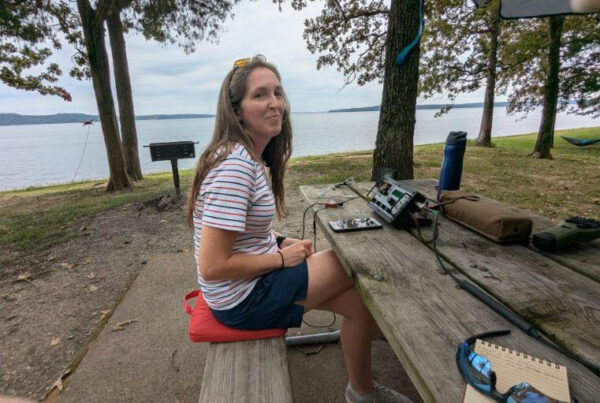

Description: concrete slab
[59,253,203,402]
[59,252,420,402]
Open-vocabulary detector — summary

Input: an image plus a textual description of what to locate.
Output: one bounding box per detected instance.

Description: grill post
[171,159,180,195]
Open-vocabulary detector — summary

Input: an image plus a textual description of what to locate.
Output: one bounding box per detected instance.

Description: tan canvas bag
[439,190,533,243]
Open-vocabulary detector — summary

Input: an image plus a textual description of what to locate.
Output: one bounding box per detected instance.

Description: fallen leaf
[80,226,88,231]
[49,369,70,393]
[52,377,64,391]
[82,258,92,265]
[60,262,74,270]
[51,337,60,346]
[89,285,98,292]
[160,219,167,223]
[112,319,138,331]
[17,273,31,282]
[87,272,96,279]
[47,255,56,262]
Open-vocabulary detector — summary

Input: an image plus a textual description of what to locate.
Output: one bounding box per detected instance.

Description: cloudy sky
[0,0,485,116]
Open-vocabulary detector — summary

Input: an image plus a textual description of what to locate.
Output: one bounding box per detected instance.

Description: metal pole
[170,159,180,195]
[285,330,340,347]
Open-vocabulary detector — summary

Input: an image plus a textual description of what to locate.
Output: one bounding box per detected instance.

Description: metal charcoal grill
[144,141,198,195]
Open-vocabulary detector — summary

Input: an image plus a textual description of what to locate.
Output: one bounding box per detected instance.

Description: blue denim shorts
[210,260,309,330]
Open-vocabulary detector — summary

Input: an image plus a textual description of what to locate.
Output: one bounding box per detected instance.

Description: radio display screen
[392,189,404,199]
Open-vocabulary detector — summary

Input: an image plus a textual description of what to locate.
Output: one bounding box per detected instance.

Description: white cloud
[0,0,505,116]
[1,1,379,115]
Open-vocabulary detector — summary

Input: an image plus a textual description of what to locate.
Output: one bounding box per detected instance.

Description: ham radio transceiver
[367,179,426,229]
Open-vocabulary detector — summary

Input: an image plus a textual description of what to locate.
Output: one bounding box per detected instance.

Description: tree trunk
[475,1,500,147]
[107,11,143,181]
[371,0,420,180]
[76,0,130,190]
[532,15,564,159]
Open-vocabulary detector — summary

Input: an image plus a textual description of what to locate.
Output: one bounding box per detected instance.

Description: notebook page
[463,339,570,403]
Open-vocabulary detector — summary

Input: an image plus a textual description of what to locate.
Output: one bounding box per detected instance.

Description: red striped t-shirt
[193,143,278,310]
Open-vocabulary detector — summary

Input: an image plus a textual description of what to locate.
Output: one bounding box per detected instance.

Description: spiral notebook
[463,339,570,403]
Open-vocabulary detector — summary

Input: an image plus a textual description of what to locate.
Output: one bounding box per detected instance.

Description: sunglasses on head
[232,55,267,70]
[456,330,567,403]
[233,58,251,69]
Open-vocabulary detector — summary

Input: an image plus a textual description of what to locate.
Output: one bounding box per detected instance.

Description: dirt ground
[0,179,314,400]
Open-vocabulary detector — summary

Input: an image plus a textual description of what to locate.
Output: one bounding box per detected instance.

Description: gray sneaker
[345,382,413,403]
[373,381,413,403]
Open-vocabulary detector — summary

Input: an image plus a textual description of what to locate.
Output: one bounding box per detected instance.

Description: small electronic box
[532,216,600,252]
[367,178,426,229]
[328,217,383,233]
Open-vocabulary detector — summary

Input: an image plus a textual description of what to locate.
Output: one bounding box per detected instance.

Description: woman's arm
[199,226,308,281]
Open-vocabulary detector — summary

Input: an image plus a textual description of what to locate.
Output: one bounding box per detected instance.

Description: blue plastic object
[561,136,600,146]
[437,131,467,201]
[395,0,424,67]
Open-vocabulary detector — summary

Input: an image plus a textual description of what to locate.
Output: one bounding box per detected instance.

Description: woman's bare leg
[296,249,378,395]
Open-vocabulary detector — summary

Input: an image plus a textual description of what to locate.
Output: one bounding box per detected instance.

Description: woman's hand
[280,242,308,267]
[280,237,313,257]
[300,239,313,258]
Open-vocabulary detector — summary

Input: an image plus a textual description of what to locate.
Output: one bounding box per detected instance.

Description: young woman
[187,55,410,403]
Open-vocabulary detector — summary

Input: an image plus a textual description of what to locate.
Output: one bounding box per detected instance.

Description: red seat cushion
[184,290,286,342]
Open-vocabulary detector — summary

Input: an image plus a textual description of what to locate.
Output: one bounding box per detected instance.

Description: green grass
[0,171,194,252]
[1,126,598,255]
[413,127,600,218]
[288,151,374,187]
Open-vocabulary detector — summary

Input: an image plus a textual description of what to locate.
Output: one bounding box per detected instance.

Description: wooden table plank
[199,338,293,403]
[300,184,600,403]
[407,179,600,283]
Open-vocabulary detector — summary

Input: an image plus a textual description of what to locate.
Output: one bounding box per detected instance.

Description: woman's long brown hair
[186,55,292,228]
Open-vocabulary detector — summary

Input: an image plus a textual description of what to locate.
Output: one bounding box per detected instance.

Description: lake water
[0,107,597,191]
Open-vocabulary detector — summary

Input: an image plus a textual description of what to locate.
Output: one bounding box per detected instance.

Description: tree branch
[95,0,113,23]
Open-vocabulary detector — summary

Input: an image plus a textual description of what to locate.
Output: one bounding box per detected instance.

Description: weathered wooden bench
[199,337,293,403]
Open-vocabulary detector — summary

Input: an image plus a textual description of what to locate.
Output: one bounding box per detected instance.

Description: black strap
[430,194,481,211]
[276,235,286,248]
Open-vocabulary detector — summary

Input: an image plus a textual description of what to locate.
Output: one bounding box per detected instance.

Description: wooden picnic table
[300,179,600,403]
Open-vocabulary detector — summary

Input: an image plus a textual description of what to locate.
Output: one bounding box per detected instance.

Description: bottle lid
[445,131,467,145]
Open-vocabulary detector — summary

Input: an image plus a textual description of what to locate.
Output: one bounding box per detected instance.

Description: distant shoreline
[0,113,214,127]
[3,126,597,193]
[1,103,510,126]
[327,102,510,113]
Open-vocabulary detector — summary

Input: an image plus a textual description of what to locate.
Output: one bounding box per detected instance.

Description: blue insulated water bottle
[437,131,467,201]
